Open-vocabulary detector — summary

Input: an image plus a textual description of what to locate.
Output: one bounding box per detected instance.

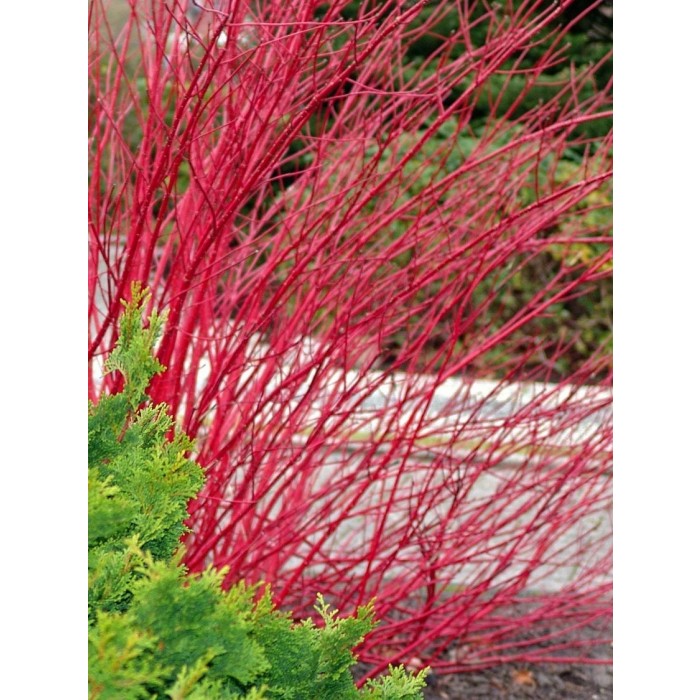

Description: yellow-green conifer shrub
[88,285,427,699]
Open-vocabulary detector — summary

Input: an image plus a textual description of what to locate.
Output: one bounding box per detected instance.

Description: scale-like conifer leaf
[88,287,427,698]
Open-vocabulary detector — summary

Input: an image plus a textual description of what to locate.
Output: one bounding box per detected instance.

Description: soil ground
[357,618,612,699]
[420,655,612,699]
[429,618,612,699]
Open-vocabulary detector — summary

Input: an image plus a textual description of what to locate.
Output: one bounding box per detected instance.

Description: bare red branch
[89,0,612,677]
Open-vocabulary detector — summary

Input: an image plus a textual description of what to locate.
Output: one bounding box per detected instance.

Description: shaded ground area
[424,615,612,699]
[356,617,612,699]
[421,657,612,699]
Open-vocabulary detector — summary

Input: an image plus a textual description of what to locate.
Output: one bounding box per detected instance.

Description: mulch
[356,618,612,699]
[420,657,612,699]
[424,616,612,699]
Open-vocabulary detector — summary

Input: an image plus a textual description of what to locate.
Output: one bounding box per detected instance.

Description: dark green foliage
[88,285,427,699]
[284,114,611,380]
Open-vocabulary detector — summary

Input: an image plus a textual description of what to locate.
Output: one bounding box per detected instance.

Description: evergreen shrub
[88,285,427,699]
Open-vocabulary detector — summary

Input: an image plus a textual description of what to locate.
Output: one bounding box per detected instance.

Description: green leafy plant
[88,284,427,699]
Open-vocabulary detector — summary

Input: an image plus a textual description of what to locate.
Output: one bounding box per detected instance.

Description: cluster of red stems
[89,0,612,680]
